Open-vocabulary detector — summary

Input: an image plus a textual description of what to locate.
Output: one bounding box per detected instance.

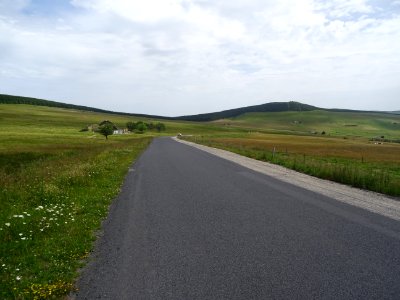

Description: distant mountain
[174,101,319,121]
[1,94,319,121]
[1,93,395,122]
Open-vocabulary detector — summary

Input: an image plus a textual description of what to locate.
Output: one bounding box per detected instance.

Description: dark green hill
[2,93,397,121]
[0,94,172,120]
[1,94,320,121]
[175,101,319,121]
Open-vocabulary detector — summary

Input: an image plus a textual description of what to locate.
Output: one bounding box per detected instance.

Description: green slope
[0,104,233,151]
[0,93,172,120]
[175,101,319,121]
[0,94,319,121]
[214,110,400,140]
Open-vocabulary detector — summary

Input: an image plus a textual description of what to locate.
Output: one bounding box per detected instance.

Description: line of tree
[126,121,166,133]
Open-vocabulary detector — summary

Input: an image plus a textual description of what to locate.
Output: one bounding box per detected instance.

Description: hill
[1,94,320,121]
[175,101,319,121]
[1,93,398,126]
[0,93,172,120]
[215,110,400,140]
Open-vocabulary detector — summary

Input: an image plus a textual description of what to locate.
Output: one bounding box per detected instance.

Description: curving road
[76,137,400,299]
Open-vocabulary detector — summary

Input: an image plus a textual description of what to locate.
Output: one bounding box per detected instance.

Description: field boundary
[173,137,400,221]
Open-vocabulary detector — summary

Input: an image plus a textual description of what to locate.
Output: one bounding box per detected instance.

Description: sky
[0,0,399,116]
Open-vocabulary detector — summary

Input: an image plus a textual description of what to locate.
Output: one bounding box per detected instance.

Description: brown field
[211,133,400,163]
[187,133,400,196]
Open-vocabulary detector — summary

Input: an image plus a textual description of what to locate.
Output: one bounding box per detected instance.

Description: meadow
[214,110,400,140]
[0,105,157,299]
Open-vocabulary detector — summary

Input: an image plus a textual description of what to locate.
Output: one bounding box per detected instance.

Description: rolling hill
[1,93,399,140]
[215,110,400,140]
[1,94,320,121]
[0,94,172,120]
[174,101,319,121]
[3,93,396,122]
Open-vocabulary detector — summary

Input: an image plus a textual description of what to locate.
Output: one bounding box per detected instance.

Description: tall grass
[0,137,152,299]
[186,136,400,197]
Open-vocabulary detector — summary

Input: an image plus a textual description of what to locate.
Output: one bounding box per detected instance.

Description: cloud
[317,0,373,18]
[0,0,31,13]
[71,0,185,23]
[0,0,399,115]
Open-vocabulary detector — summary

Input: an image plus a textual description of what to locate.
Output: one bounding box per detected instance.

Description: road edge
[173,137,400,221]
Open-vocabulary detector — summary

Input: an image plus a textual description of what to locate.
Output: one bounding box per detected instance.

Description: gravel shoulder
[173,137,400,221]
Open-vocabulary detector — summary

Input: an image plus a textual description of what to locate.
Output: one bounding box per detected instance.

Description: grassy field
[200,110,400,196]
[0,105,160,299]
[214,110,400,139]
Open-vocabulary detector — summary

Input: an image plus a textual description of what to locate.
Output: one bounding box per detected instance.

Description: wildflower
[5,223,10,227]
[21,237,26,240]
[16,276,21,281]
[19,233,23,236]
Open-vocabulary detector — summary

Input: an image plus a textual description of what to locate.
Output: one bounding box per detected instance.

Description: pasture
[0,105,157,298]
[214,110,400,140]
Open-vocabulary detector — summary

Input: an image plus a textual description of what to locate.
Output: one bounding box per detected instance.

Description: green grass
[1,138,153,299]
[214,110,400,139]
[0,105,158,299]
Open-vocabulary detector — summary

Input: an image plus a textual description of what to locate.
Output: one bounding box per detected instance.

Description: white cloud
[317,0,373,18]
[71,0,186,23]
[0,0,399,114]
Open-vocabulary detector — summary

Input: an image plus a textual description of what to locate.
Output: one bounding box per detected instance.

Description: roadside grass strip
[0,137,152,299]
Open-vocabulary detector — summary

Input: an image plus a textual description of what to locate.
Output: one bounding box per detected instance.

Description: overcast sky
[1,0,399,116]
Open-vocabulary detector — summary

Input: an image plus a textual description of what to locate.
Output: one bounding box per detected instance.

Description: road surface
[75,137,400,299]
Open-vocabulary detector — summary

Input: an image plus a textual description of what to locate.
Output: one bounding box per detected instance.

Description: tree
[147,122,155,130]
[136,122,147,133]
[99,123,114,139]
[126,121,136,132]
[155,122,166,132]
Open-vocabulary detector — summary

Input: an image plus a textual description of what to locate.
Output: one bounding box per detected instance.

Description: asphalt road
[76,137,400,299]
